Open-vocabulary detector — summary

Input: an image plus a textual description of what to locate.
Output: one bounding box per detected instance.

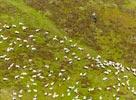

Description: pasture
[0,0,136,100]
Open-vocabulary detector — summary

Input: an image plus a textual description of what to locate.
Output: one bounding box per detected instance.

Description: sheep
[83,66,89,69]
[102,77,108,81]
[52,92,59,98]
[64,48,70,53]
[48,92,52,96]
[23,40,28,43]
[44,92,48,96]
[53,36,58,41]
[3,77,9,81]
[78,47,84,51]
[15,65,20,68]
[22,26,27,30]
[27,89,32,93]
[32,83,37,86]
[16,38,21,41]
[30,78,34,82]
[61,93,64,97]
[31,47,37,51]
[67,76,70,80]
[99,96,103,100]
[12,24,16,28]
[18,94,23,98]
[50,82,55,86]
[88,88,94,92]
[106,87,111,91]
[19,22,24,25]
[83,96,87,100]
[5,25,10,29]
[6,47,14,52]
[15,31,19,34]
[60,40,64,44]
[33,89,38,93]
[12,91,17,96]
[26,84,30,88]
[116,97,120,100]
[44,83,49,88]
[45,31,49,35]
[29,35,34,38]
[45,64,49,69]
[19,89,23,94]
[35,29,40,32]
[67,92,71,96]
[5,57,10,61]
[14,75,20,79]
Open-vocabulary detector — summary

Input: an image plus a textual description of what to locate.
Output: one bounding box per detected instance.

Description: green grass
[0,0,64,36]
[0,0,136,100]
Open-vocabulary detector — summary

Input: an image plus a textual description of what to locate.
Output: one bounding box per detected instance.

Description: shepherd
[91,12,97,23]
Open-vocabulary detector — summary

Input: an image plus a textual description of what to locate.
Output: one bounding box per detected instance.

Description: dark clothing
[92,15,97,23]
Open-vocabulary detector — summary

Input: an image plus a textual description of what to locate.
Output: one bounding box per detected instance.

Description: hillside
[0,0,136,100]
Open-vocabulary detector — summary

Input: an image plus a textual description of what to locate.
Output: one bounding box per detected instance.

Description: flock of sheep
[0,22,136,100]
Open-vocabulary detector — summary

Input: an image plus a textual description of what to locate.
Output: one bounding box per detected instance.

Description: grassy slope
[0,0,97,54]
[0,0,63,36]
[0,0,136,100]
[0,0,98,99]
[24,0,136,66]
